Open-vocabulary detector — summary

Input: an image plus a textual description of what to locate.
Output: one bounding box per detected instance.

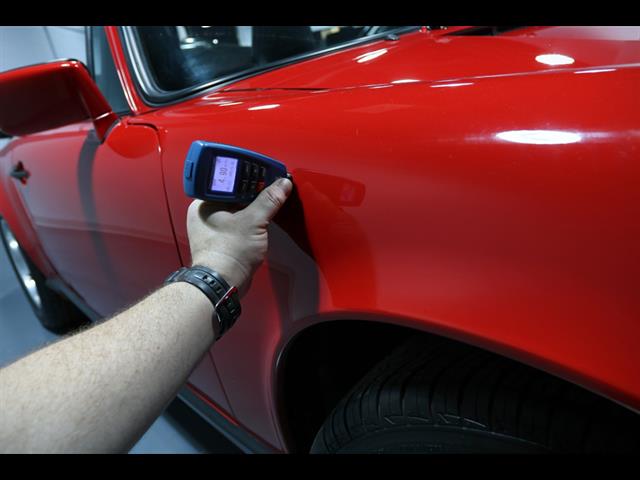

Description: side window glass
[90,26,130,114]
[132,26,405,94]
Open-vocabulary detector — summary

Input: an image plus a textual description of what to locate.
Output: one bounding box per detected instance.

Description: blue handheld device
[183,141,289,203]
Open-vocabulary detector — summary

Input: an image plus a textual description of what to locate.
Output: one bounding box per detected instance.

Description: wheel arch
[273,315,638,453]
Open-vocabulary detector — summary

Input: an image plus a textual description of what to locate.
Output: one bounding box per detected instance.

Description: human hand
[186,177,293,296]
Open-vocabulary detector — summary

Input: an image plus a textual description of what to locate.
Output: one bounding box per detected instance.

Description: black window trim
[120,26,421,108]
[86,26,132,117]
[84,26,93,77]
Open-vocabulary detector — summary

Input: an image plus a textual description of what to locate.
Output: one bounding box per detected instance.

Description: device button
[243,162,251,179]
[256,180,265,192]
[184,162,194,180]
[251,164,260,180]
[240,180,248,194]
[249,180,257,193]
[259,166,266,179]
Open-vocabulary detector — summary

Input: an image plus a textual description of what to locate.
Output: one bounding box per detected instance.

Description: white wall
[0,26,86,73]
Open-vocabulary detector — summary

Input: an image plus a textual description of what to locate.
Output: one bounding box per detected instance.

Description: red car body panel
[1,26,639,451]
[143,65,640,448]
[0,150,56,278]
[222,27,640,91]
[0,117,234,414]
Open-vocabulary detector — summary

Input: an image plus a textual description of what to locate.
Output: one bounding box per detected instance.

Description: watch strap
[165,265,241,339]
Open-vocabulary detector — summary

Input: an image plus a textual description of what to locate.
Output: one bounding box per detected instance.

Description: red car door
[4,27,233,411]
[9,119,179,317]
[6,25,182,317]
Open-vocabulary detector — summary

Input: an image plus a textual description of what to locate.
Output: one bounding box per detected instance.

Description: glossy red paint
[0,60,117,141]
[0,116,232,409]
[2,120,175,315]
[1,26,639,451]
[0,147,57,278]
[222,27,640,91]
[144,61,640,447]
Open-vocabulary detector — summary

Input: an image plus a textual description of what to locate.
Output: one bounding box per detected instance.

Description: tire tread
[310,336,640,453]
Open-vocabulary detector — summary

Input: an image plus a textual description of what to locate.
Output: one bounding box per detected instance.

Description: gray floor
[0,240,239,454]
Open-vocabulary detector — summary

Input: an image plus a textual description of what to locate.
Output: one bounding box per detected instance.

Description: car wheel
[0,217,89,334]
[310,336,640,453]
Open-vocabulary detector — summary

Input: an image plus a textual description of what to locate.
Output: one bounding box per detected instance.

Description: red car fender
[142,63,640,447]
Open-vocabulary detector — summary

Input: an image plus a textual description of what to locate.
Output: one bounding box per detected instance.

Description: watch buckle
[215,286,238,310]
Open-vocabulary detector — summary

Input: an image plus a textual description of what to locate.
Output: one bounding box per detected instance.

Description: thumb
[241,177,293,225]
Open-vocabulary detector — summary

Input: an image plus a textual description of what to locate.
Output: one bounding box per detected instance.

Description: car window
[130,26,407,94]
[90,26,130,114]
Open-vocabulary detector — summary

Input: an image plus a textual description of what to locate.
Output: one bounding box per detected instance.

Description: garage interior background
[0,26,239,454]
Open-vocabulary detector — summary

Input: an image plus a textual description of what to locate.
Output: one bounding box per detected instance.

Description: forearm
[0,282,216,453]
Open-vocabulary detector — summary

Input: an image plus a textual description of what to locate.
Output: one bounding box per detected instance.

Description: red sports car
[1,26,640,453]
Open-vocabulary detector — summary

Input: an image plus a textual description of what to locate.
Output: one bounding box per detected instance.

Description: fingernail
[276,177,292,189]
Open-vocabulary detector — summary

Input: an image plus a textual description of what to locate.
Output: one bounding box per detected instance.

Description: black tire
[0,219,89,334]
[310,336,640,453]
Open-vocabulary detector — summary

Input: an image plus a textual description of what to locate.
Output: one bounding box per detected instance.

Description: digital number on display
[210,156,238,193]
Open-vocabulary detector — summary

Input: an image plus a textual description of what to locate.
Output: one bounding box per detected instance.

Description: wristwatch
[165,265,241,339]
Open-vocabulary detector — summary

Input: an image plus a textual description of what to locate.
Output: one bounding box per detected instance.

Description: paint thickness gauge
[184,141,290,203]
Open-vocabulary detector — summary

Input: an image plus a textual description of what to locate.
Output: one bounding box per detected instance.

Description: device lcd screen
[210,156,238,193]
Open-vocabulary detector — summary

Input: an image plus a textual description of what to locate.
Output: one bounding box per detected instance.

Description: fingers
[187,199,204,226]
[187,199,236,231]
[241,177,293,225]
[187,177,292,231]
[198,200,239,221]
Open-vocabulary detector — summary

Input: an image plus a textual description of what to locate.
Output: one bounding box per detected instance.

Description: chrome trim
[0,218,41,309]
